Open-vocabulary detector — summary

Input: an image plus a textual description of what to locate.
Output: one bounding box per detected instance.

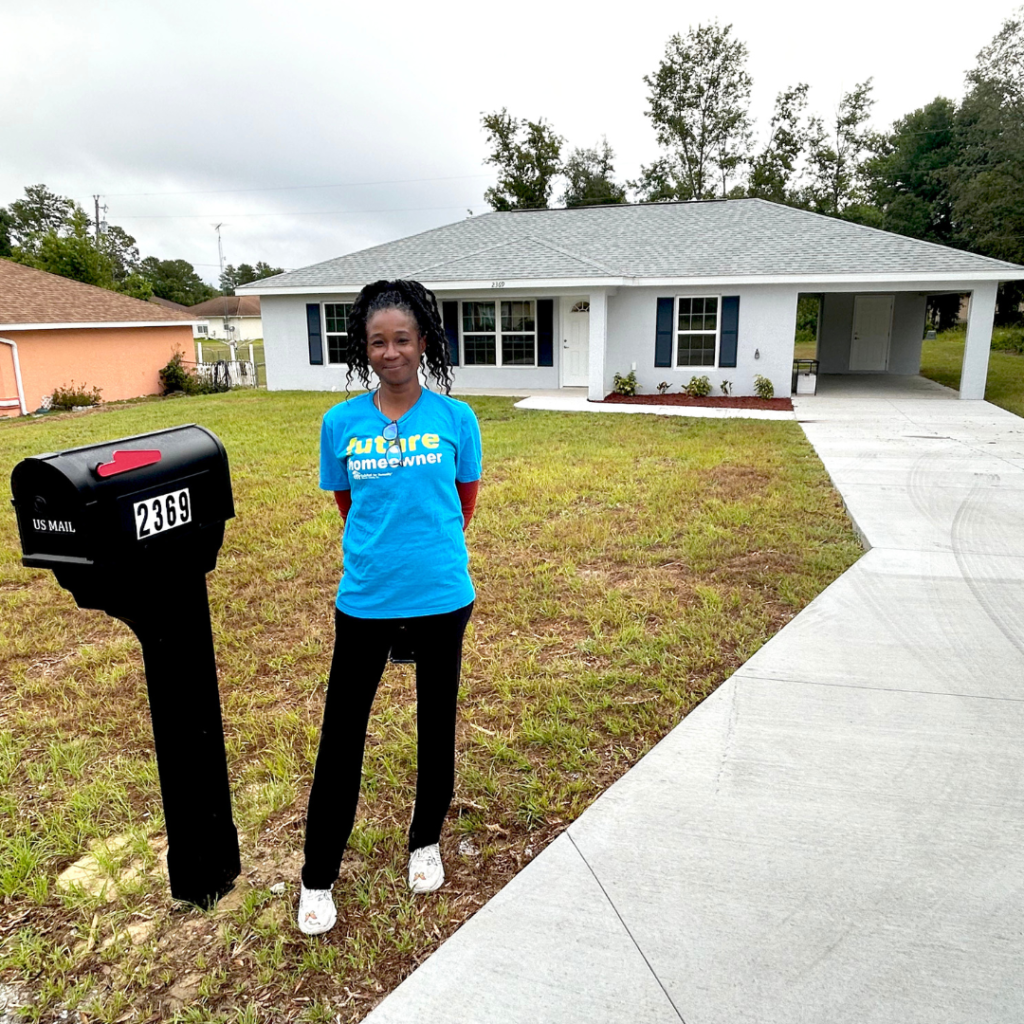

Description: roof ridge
[408,237,536,276]
[749,199,1024,270]
[524,235,622,275]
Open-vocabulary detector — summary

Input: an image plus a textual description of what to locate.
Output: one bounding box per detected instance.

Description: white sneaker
[298,883,337,935]
[408,843,444,893]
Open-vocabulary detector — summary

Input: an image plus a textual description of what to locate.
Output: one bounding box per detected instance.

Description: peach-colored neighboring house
[0,259,198,417]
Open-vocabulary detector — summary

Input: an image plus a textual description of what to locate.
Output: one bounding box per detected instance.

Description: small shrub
[684,375,711,398]
[656,381,671,395]
[753,374,775,400]
[159,351,230,396]
[50,381,102,411]
[720,379,732,396]
[612,370,638,396]
[159,351,193,395]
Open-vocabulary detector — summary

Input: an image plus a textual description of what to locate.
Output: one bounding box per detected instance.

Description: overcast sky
[1,0,1017,285]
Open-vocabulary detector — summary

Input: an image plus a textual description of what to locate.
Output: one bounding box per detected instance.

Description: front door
[562,299,589,387]
[850,294,894,371]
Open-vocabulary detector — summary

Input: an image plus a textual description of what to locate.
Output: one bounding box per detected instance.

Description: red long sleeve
[456,479,479,530]
[334,490,352,518]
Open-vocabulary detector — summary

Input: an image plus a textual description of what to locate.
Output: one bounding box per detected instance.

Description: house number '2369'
[134,487,192,540]
[490,281,505,288]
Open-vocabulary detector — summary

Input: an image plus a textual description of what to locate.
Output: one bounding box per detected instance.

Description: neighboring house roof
[187,295,261,317]
[0,258,197,326]
[238,199,1024,291]
[148,295,191,311]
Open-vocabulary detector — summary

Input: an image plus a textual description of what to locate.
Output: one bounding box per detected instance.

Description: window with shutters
[460,300,537,366]
[324,303,353,364]
[676,296,720,367]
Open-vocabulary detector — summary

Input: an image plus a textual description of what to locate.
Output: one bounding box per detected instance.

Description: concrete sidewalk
[366,375,1024,1024]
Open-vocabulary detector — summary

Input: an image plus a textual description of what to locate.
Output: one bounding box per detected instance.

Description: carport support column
[960,282,997,400]
[588,289,608,402]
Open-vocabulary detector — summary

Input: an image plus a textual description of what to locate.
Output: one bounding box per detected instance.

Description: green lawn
[920,328,1024,417]
[0,391,862,1022]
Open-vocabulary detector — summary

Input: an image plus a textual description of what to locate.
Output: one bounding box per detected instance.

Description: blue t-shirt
[320,389,482,618]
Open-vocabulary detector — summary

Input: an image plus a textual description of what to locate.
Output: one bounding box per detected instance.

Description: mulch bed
[603,393,794,411]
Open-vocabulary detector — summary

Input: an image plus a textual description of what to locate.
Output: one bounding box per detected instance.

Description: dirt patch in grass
[0,392,862,1023]
[604,393,793,410]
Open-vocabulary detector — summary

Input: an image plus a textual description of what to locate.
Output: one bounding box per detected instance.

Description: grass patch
[920,328,1024,417]
[0,390,862,1021]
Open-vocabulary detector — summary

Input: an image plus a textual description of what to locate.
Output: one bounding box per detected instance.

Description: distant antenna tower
[212,223,226,284]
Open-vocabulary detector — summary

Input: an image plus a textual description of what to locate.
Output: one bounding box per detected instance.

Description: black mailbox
[11,425,241,907]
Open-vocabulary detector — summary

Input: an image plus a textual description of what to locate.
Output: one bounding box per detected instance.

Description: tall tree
[220,260,285,293]
[747,84,809,204]
[33,208,114,287]
[560,139,627,207]
[861,97,957,243]
[970,5,1024,100]
[633,22,753,201]
[100,224,142,285]
[0,208,12,258]
[8,184,78,256]
[139,257,218,306]
[803,80,876,218]
[481,109,563,210]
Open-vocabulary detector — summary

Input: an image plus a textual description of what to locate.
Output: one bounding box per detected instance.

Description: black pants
[301,601,473,890]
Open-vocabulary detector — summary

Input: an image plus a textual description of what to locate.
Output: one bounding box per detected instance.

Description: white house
[238,199,1024,400]
[186,295,263,344]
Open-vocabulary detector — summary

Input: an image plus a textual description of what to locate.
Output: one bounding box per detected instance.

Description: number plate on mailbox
[134,488,192,539]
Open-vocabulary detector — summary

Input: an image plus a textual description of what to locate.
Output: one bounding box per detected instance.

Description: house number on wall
[490,281,506,288]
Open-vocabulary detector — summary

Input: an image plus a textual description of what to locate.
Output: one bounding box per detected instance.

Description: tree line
[481,10,1024,321]
[0,185,282,306]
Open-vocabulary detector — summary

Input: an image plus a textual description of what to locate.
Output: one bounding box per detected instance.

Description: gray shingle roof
[241,199,1024,290]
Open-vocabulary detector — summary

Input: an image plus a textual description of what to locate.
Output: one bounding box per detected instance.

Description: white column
[588,289,608,402]
[196,340,203,363]
[960,282,997,400]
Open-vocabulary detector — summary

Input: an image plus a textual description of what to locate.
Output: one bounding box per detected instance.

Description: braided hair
[344,279,454,395]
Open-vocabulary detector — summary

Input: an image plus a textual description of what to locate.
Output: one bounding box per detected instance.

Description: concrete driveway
[365,375,1024,1024]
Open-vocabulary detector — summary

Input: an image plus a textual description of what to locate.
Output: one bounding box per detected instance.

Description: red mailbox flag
[95,450,162,478]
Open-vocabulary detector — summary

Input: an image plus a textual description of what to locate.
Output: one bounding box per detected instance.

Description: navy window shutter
[537,299,554,366]
[442,301,459,366]
[306,303,323,365]
[655,297,674,367]
[719,296,740,368]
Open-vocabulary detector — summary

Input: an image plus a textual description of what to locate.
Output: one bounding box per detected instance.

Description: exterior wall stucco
[262,293,561,393]
[819,292,927,374]
[201,315,263,342]
[604,284,798,398]
[0,325,193,416]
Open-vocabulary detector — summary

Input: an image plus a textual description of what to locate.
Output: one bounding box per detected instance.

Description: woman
[298,279,482,936]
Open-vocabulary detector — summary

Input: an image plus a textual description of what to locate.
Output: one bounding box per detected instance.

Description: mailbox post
[10,425,241,907]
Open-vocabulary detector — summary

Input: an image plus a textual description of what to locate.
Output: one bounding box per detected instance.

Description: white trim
[674,295,721,369]
[323,301,353,365]
[459,299,539,368]
[240,268,1024,297]
[0,336,28,415]
[0,320,202,331]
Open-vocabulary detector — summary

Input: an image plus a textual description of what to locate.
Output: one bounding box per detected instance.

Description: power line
[99,173,490,199]
[111,202,482,221]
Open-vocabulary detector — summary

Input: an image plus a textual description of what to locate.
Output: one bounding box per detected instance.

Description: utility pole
[93,196,108,242]
[211,224,235,362]
[212,223,226,286]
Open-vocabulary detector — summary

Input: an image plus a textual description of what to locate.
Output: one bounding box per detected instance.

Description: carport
[808,280,999,400]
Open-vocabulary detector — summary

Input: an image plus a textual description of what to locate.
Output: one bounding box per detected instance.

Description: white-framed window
[676,296,720,367]
[195,325,209,336]
[324,303,353,364]
[460,299,537,366]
